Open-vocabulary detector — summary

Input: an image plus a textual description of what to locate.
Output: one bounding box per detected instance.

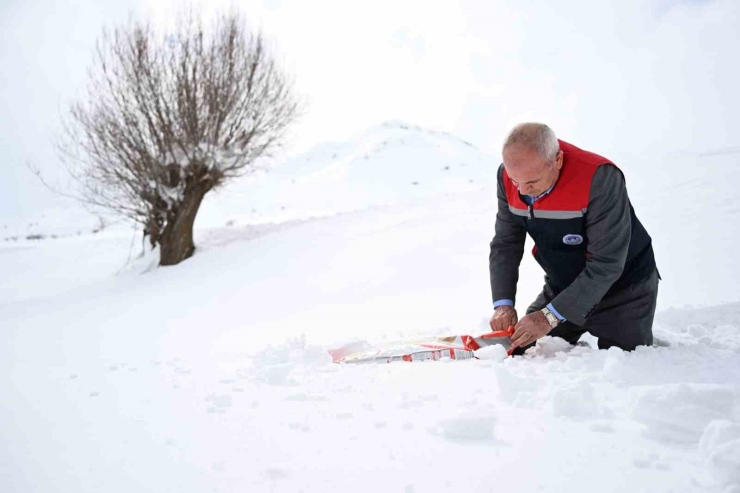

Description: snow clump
[474,344,508,362]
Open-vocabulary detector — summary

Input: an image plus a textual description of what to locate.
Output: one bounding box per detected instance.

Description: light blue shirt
[493,185,566,322]
[520,184,555,204]
[493,299,566,323]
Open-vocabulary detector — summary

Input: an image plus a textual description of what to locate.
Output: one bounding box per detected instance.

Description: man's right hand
[490,305,518,332]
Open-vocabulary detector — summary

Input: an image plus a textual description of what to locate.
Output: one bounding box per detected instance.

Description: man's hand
[490,305,518,332]
[510,311,554,350]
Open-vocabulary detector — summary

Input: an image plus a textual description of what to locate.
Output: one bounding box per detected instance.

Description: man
[489,123,659,354]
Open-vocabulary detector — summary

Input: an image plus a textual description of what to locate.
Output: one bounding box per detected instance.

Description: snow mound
[655,302,740,352]
[632,383,738,444]
[699,420,740,487]
[528,335,574,357]
[474,344,508,362]
[551,380,601,420]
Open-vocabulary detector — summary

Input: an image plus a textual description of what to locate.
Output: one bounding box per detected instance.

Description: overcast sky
[1,0,738,219]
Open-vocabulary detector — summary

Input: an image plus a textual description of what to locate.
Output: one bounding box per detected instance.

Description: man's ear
[554,150,564,170]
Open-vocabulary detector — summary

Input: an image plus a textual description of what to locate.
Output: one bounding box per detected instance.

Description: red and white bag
[329,327,515,364]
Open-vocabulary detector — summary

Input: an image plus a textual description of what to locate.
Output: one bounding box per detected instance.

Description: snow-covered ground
[1,122,739,493]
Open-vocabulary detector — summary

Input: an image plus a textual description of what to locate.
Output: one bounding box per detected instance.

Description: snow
[699,420,740,487]
[1,121,739,493]
[473,344,508,362]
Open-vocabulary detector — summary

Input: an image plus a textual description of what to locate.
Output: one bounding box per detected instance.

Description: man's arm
[490,164,526,304]
[550,165,631,326]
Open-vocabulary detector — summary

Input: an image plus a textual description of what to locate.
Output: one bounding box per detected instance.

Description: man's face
[502,145,563,197]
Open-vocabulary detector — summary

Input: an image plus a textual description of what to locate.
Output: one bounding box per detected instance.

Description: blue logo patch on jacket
[563,234,584,245]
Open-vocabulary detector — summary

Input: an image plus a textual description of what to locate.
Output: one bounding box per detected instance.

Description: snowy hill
[1,122,739,493]
[198,121,495,226]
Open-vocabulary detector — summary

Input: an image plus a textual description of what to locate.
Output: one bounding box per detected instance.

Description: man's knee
[588,276,659,351]
[590,303,656,351]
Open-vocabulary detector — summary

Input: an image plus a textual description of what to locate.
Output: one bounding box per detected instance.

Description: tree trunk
[158,183,209,266]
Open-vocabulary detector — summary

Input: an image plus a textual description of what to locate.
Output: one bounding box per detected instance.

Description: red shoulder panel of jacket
[503,140,615,212]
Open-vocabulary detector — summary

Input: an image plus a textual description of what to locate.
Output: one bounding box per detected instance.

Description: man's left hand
[510,311,554,350]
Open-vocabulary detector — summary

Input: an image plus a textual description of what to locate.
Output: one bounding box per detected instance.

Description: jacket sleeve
[550,165,631,326]
[489,164,526,304]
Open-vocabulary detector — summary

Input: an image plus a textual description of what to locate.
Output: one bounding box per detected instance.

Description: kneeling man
[489,123,660,354]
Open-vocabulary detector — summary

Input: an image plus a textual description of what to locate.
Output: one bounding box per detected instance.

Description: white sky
[1,0,738,219]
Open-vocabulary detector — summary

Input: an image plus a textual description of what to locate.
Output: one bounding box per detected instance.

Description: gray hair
[502,123,560,162]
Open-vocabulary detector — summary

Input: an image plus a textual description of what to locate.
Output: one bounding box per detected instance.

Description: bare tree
[58,12,302,265]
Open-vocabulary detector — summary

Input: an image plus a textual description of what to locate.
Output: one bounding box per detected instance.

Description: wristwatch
[541,306,560,329]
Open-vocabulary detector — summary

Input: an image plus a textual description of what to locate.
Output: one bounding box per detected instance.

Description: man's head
[502,123,563,197]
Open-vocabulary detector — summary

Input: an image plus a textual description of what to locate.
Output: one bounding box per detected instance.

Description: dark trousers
[523,269,659,352]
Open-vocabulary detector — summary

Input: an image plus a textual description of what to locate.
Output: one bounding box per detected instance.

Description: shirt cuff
[547,303,566,322]
[493,299,514,309]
